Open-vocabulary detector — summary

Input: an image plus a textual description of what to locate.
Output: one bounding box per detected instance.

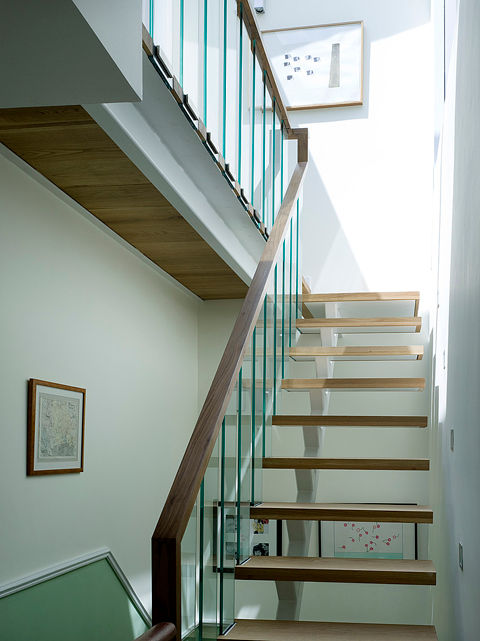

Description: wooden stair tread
[281,378,425,391]
[263,458,430,471]
[219,619,437,640]
[289,346,424,360]
[250,502,433,523]
[235,556,436,585]
[272,415,428,427]
[303,291,420,303]
[297,317,421,332]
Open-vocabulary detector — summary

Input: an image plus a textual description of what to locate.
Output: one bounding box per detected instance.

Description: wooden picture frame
[27,379,86,476]
[262,21,364,110]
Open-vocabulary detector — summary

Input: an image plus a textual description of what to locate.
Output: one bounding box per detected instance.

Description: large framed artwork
[320,519,417,560]
[27,379,86,475]
[262,21,364,110]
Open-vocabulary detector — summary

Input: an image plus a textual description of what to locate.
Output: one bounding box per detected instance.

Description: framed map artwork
[262,21,364,110]
[27,379,86,475]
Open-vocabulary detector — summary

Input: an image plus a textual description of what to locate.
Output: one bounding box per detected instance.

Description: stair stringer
[274,304,337,620]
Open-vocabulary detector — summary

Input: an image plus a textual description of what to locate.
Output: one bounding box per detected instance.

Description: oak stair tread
[218,619,437,640]
[235,556,436,585]
[297,317,421,332]
[281,378,425,391]
[289,345,424,360]
[263,457,430,471]
[303,291,420,303]
[272,415,428,427]
[250,502,433,523]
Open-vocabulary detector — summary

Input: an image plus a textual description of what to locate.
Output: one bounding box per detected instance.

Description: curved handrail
[134,623,176,641]
[152,126,307,631]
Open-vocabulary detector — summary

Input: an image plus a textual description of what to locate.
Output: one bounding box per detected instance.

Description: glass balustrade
[145,2,305,637]
[144,0,295,236]
[176,207,302,639]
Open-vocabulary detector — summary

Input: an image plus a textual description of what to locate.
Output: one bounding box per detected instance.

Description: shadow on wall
[300,160,367,293]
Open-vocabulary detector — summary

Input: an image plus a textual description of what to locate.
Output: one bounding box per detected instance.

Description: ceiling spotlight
[254,0,265,13]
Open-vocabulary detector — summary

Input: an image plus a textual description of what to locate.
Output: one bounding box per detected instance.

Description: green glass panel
[237,4,243,184]
[222,0,228,157]
[252,55,263,214]
[261,72,267,224]
[203,0,208,125]
[221,385,237,632]
[200,429,221,640]
[271,98,276,226]
[181,497,198,638]
[180,0,184,85]
[0,559,148,641]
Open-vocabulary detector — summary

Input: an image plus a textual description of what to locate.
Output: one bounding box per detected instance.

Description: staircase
[218,290,437,640]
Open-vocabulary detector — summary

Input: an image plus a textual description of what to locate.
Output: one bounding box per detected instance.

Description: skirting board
[0,547,151,627]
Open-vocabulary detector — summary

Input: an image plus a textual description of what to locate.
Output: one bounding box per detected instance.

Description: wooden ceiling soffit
[0,105,248,300]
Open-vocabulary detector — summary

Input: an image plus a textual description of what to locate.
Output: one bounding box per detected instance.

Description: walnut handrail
[152,142,307,636]
[134,623,176,641]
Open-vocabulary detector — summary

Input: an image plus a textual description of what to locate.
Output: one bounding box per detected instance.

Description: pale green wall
[0,151,200,613]
[0,559,148,641]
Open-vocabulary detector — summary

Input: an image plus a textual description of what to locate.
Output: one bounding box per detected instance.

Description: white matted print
[321,521,415,560]
[262,21,364,110]
[27,379,85,475]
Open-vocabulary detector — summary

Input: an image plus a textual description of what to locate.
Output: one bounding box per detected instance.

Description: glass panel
[263,86,272,229]
[272,106,282,225]
[220,389,237,631]
[237,366,252,564]
[206,0,222,146]
[154,0,176,73]
[181,498,198,638]
[183,0,200,107]
[200,433,220,640]
[239,19,252,198]
[224,0,239,176]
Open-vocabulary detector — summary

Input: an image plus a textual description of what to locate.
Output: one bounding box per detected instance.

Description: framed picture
[320,519,417,560]
[27,379,86,475]
[262,21,364,110]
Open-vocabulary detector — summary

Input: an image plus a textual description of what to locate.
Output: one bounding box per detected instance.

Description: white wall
[430,0,480,638]
[0,152,200,612]
[257,0,434,294]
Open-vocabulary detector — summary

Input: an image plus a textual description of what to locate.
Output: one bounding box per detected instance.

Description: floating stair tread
[297,317,422,329]
[289,346,424,360]
[235,557,436,585]
[250,502,433,523]
[263,457,430,471]
[218,619,437,640]
[272,415,428,427]
[303,291,420,303]
[281,378,425,391]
